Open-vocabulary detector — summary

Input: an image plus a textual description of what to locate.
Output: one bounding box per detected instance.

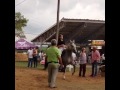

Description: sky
[15,0,105,41]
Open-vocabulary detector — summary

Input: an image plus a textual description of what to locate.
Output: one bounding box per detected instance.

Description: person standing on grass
[27,47,33,67]
[79,47,87,77]
[33,47,38,68]
[46,39,63,88]
[90,47,101,77]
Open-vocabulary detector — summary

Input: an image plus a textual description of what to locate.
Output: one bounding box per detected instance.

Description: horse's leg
[63,65,66,79]
[72,64,76,75]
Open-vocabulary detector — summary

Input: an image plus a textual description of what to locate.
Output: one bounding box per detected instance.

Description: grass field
[15,61,105,90]
[15,61,44,69]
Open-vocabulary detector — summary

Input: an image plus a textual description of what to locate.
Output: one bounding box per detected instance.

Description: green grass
[15,61,44,69]
[15,61,91,73]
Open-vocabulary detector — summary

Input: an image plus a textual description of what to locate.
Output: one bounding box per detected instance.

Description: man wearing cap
[90,47,101,77]
[46,39,63,88]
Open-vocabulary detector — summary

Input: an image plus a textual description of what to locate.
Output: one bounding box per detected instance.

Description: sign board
[91,46,102,49]
[91,40,105,46]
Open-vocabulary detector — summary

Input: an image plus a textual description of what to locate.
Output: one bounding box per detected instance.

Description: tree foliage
[15,12,28,31]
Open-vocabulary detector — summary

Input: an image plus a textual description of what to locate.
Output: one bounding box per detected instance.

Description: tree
[15,12,28,31]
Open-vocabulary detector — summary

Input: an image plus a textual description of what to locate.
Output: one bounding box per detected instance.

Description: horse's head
[67,40,77,53]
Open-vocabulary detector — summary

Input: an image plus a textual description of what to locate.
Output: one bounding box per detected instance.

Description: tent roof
[15,39,36,49]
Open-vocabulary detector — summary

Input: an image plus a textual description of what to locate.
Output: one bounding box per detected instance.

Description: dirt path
[15,67,105,90]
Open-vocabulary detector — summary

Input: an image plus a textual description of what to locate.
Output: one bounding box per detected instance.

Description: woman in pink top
[90,47,100,77]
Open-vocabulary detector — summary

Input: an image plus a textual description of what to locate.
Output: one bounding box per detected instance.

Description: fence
[15,52,28,61]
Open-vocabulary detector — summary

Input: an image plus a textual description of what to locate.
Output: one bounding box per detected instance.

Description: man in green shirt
[46,39,63,88]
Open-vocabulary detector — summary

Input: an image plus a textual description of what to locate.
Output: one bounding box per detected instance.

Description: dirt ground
[15,67,105,90]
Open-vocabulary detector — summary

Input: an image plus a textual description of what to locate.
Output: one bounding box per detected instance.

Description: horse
[60,40,77,79]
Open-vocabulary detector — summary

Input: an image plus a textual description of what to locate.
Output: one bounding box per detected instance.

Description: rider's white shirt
[72,52,76,60]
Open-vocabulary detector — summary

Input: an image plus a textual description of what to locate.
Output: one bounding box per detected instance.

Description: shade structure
[31,18,105,44]
[15,39,36,49]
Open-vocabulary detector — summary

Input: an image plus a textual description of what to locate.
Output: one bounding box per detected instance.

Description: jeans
[79,64,86,77]
[91,60,98,76]
[28,58,33,67]
[33,56,37,68]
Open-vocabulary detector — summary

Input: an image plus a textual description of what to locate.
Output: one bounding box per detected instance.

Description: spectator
[33,47,38,68]
[79,47,87,77]
[27,47,33,67]
[90,47,101,77]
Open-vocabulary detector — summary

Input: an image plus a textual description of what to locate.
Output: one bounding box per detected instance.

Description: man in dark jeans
[90,47,100,77]
[28,58,33,67]
[27,47,33,67]
[91,61,98,76]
